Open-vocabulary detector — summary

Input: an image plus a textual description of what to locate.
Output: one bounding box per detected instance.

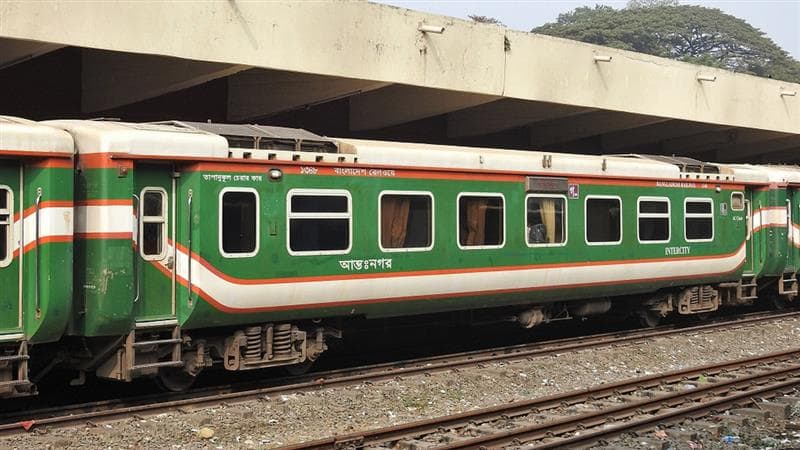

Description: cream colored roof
[718,163,800,185]
[42,119,229,157]
[0,116,74,155]
[760,165,800,184]
[339,138,685,180]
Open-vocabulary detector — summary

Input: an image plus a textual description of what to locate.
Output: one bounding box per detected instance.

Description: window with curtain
[731,192,744,211]
[0,187,11,266]
[685,199,713,241]
[586,197,622,244]
[637,198,670,243]
[458,195,504,247]
[380,193,432,250]
[526,195,566,245]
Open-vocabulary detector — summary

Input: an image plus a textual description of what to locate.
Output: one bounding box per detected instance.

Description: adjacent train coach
[0,117,74,397]
[3,116,798,395]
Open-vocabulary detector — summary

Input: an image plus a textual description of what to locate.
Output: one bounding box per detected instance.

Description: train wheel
[638,310,661,328]
[771,296,790,310]
[284,360,315,376]
[155,367,197,392]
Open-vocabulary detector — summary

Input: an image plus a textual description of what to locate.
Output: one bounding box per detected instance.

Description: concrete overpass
[0,0,798,162]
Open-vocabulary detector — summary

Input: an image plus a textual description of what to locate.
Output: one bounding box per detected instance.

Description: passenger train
[0,115,797,395]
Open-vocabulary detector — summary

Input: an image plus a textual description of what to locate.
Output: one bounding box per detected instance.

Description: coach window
[458,193,505,249]
[140,188,167,261]
[685,198,714,242]
[526,195,566,246]
[288,189,351,255]
[0,187,11,267]
[637,197,670,243]
[220,188,259,257]
[731,192,745,211]
[379,192,433,252]
[585,196,622,245]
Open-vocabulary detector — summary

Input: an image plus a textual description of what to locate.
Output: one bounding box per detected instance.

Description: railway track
[1,309,798,437]
[280,348,800,449]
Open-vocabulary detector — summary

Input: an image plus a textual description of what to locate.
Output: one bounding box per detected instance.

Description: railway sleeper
[0,341,34,398]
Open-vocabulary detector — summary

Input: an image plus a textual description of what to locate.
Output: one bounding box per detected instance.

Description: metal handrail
[132,194,140,303]
[186,190,193,304]
[34,189,41,317]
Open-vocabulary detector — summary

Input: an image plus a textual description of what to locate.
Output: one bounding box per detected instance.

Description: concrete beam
[528,110,669,147]
[759,146,800,163]
[666,128,788,155]
[505,30,799,136]
[349,85,498,131]
[446,99,592,139]
[719,135,800,161]
[82,50,247,113]
[660,128,738,154]
[0,37,61,69]
[2,2,795,135]
[227,69,388,122]
[600,120,723,153]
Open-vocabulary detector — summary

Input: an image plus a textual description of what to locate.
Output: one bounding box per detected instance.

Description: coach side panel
[161,164,746,329]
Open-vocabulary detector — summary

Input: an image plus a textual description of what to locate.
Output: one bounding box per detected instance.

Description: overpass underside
[0,1,797,163]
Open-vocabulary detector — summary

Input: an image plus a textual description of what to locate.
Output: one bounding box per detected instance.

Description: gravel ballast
[4,315,800,449]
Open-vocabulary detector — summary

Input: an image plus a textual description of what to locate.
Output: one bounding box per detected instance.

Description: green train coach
[0,117,74,397]
[1,117,799,395]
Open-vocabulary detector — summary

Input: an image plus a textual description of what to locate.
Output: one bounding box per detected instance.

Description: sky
[379,1,800,60]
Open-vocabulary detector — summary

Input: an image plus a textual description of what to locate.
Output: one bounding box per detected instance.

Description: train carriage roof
[338,138,692,181]
[0,116,74,156]
[720,164,800,184]
[30,118,787,184]
[42,119,229,158]
[759,165,800,184]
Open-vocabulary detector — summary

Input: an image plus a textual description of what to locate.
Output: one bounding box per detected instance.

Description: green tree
[627,0,679,8]
[469,14,504,26]
[532,4,800,83]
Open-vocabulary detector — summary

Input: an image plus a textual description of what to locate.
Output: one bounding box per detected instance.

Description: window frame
[730,192,745,211]
[138,187,168,261]
[378,190,435,253]
[218,187,260,258]
[0,186,13,268]
[636,196,671,244]
[286,188,352,256]
[684,197,715,243]
[525,193,568,248]
[584,195,623,246]
[456,192,506,250]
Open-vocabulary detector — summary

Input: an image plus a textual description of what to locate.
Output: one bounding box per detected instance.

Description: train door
[0,163,21,336]
[743,196,755,275]
[789,188,800,273]
[133,165,175,324]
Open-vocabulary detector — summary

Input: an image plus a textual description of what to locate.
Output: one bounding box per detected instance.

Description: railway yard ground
[5,312,800,449]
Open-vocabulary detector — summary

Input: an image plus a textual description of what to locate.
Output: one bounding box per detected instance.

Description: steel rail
[1,309,797,436]
[452,359,800,449]
[277,347,800,449]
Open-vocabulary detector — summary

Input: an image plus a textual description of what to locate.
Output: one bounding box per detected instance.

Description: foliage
[627,0,678,8]
[532,4,800,83]
[469,14,504,26]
